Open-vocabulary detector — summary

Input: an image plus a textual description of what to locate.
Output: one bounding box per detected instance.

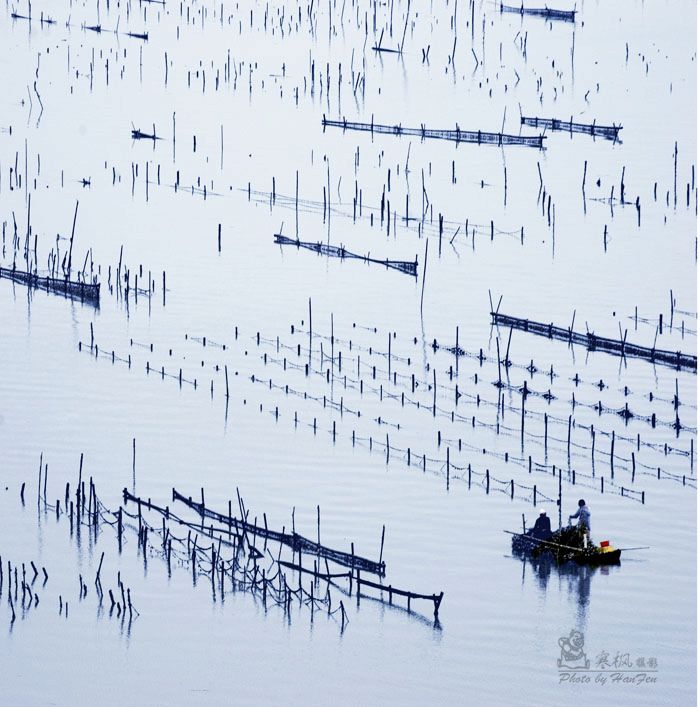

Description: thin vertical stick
[308,297,313,361]
[420,238,429,313]
[67,200,79,277]
[558,468,562,530]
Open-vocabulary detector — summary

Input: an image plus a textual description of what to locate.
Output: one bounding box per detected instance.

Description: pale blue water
[0,0,696,704]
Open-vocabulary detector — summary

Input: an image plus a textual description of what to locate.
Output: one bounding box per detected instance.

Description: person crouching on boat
[569,499,591,547]
[531,509,552,541]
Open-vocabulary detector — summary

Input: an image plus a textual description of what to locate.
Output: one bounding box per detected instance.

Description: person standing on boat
[569,499,591,547]
[532,509,552,541]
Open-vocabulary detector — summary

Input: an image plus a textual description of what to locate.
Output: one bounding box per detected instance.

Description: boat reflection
[515,550,621,625]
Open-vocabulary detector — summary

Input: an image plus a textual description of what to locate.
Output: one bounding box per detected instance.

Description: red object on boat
[600,540,610,548]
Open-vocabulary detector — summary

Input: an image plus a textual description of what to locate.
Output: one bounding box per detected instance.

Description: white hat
[539,508,546,515]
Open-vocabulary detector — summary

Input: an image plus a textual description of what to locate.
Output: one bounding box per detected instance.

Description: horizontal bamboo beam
[172,488,386,575]
[521,116,621,141]
[0,266,100,303]
[274,234,418,276]
[322,116,545,148]
[491,312,696,372]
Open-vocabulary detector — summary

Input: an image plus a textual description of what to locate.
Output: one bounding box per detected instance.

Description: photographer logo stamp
[557,629,658,686]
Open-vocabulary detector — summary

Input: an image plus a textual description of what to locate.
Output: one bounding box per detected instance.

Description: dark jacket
[533,515,552,540]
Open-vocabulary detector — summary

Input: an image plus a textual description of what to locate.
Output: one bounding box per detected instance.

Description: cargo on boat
[507,526,622,566]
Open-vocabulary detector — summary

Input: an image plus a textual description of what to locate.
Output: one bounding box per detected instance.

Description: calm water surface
[0,0,696,704]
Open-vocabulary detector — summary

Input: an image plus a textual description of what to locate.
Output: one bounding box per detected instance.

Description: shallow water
[0,0,696,704]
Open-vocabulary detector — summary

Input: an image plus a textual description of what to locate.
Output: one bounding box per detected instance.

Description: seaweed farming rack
[520,117,621,142]
[491,311,697,372]
[499,3,576,22]
[0,266,100,304]
[274,234,418,276]
[171,488,385,574]
[116,486,443,619]
[322,116,545,149]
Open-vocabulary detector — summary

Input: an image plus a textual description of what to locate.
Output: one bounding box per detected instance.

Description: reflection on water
[0,0,696,703]
[516,551,623,631]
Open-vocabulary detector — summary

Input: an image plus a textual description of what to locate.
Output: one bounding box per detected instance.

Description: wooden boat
[507,527,622,566]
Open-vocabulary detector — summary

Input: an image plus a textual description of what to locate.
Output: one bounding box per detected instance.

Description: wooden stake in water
[420,238,429,314]
[558,468,562,530]
[308,297,313,361]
